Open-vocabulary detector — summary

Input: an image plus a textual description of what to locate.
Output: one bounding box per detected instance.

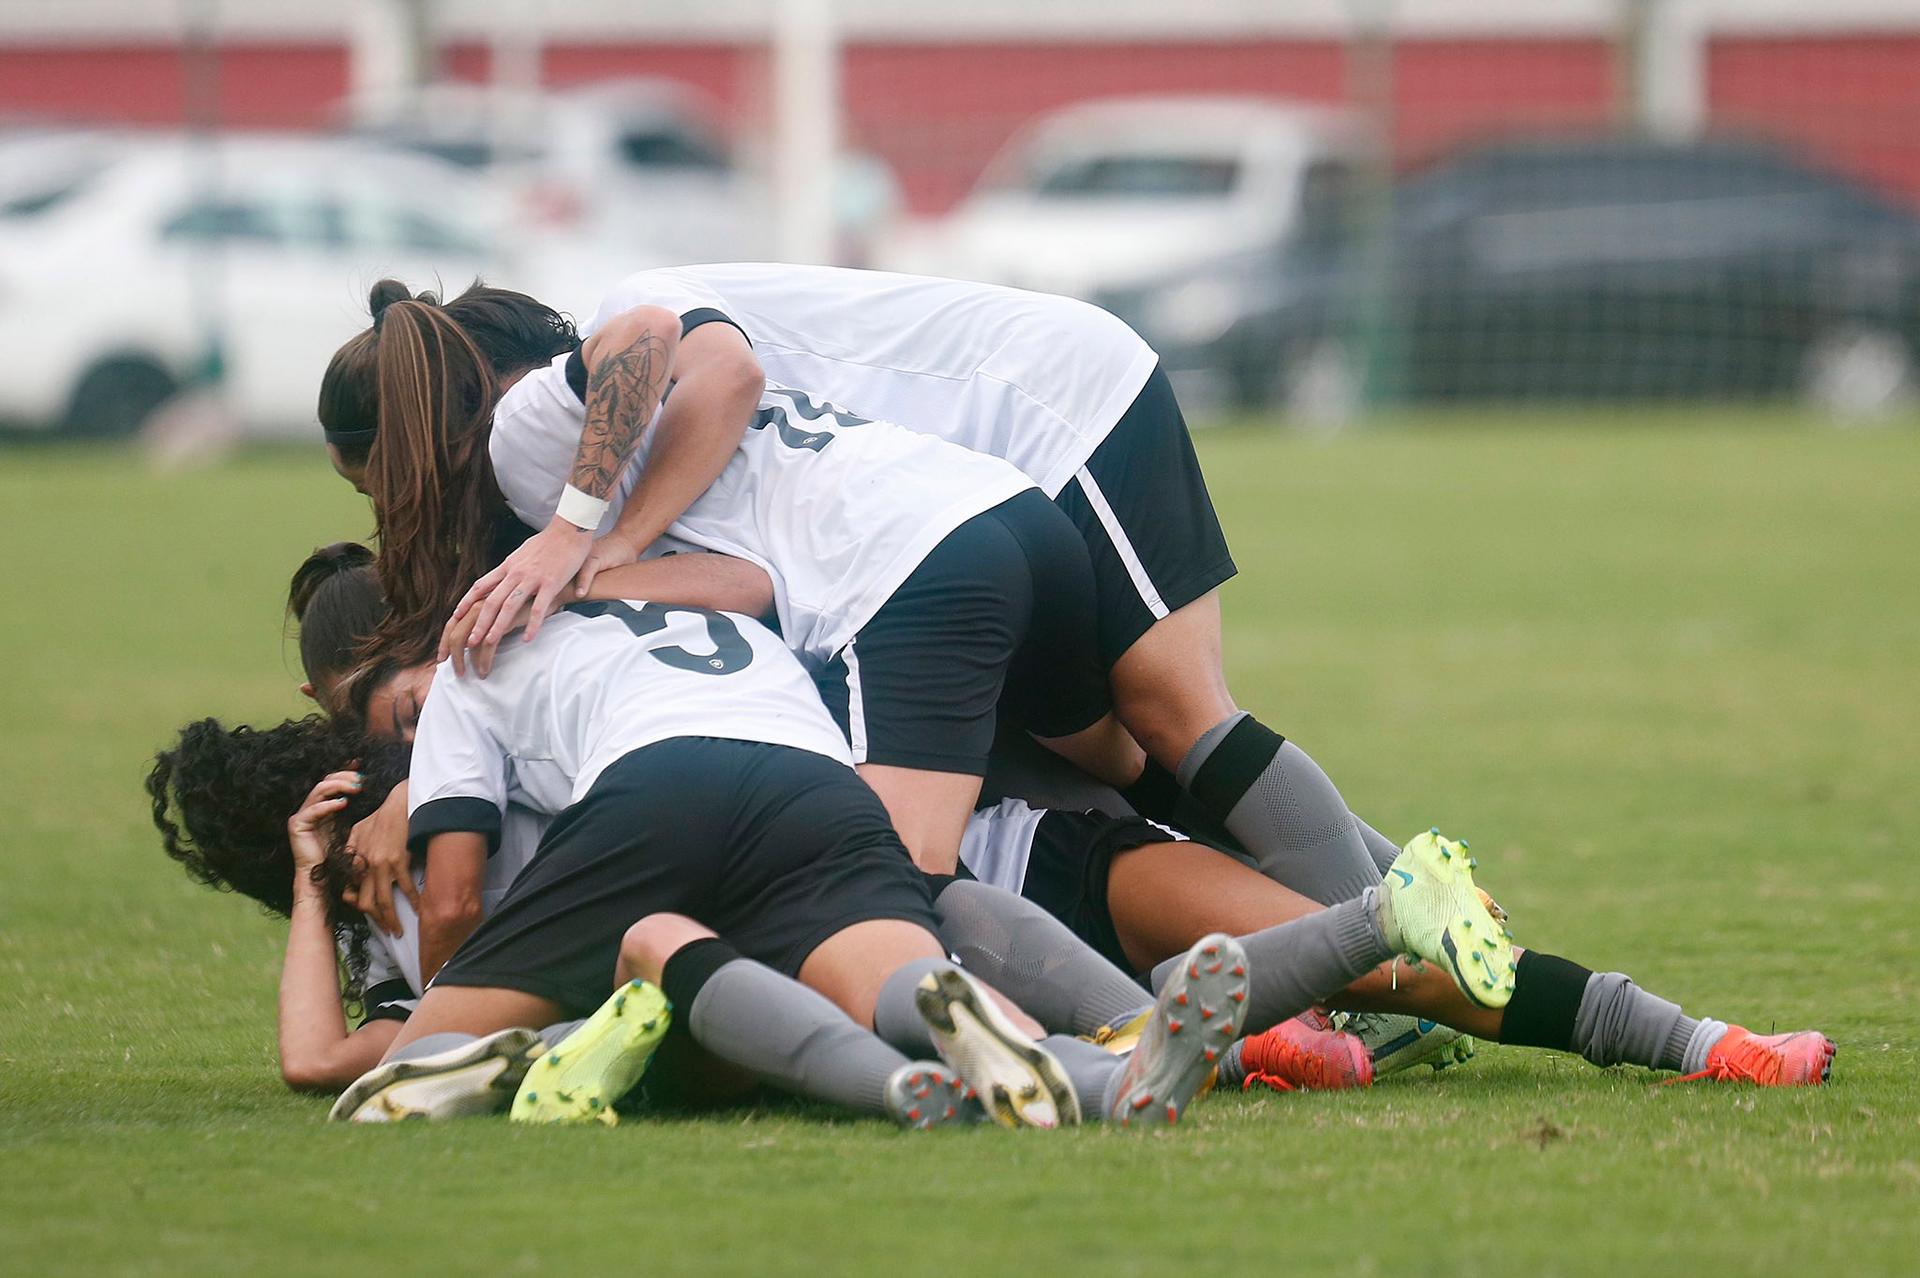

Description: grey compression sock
[1571,971,1728,1071]
[1039,1034,1125,1123]
[871,957,952,1058]
[688,958,912,1115]
[1148,891,1392,1036]
[934,880,1151,1037]
[1177,715,1383,906]
[1355,818,1404,875]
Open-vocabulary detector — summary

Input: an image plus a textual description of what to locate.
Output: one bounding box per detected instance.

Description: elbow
[281,1055,348,1093]
[421,893,485,939]
[718,346,764,399]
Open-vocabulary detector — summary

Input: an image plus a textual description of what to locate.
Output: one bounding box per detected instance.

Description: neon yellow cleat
[510,979,671,1126]
[1380,828,1516,1010]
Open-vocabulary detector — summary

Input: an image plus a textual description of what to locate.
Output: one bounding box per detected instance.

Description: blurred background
[2,0,1919,439]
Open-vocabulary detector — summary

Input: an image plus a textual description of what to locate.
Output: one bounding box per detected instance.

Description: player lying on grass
[295,542,1833,1092]
[320,284,1143,883]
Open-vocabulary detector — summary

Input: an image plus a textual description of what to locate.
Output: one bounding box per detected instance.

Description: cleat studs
[1168,1019,1184,1035]
[1462,918,1473,930]
[1430,827,1440,835]
[1229,989,1246,1003]
[614,995,626,1013]
[1175,992,1188,1006]
[523,1092,536,1103]
[547,1052,562,1066]
[1132,1092,1154,1111]
[1231,964,1246,977]
[1468,857,1478,870]
[1440,848,1451,860]
[1460,839,1470,850]
[1190,965,1200,980]
[907,1108,921,1122]
[1204,1047,1218,1062]
[944,1106,956,1120]
[1203,945,1219,957]
[1207,962,1223,974]
[1166,1103,1179,1123]
[1200,1006,1215,1021]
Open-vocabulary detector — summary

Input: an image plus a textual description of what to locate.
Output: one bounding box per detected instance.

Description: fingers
[473,632,506,678]
[574,555,602,600]
[299,770,362,810]
[443,607,480,677]
[521,580,563,644]
[467,579,521,655]
[368,870,400,938]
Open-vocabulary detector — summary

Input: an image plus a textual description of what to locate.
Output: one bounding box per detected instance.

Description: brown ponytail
[356,297,501,673]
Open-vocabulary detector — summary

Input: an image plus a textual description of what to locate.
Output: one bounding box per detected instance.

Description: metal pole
[772,0,841,264]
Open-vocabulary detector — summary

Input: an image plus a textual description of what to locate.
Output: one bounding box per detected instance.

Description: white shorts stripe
[841,641,868,763]
[1073,465,1168,620]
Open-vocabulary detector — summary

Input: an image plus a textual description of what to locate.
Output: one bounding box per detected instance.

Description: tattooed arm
[452,305,682,654]
[575,320,763,596]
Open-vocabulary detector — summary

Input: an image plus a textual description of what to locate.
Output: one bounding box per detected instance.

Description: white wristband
[554,484,610,532]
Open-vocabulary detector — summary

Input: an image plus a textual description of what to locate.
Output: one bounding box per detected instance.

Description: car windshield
[1028,152,1240,198]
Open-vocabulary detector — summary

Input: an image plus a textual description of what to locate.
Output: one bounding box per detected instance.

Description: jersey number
[567,600,753,675]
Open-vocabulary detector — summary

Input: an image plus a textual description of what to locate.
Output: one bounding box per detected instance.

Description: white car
[0,131,537,437]
[880,95,1360,300]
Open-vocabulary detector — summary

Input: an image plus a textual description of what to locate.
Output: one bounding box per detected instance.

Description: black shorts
[432,738,940,1018]
[1053,366,1239,668]
[813,488,1112,775]
[1015,808,1186,974]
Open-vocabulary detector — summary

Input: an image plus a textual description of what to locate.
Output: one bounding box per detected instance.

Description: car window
[1030,153,1241,198]
[336,193,485,257]
[616,128,727,171]
[1294,158,1358,248]
[0,172,98,219]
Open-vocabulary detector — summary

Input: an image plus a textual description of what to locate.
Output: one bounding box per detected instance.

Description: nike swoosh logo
[1441,932,1489,1007]
[1389,869,1414,887]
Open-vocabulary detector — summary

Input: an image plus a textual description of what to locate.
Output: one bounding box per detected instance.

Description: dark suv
[1105,136,1920,414]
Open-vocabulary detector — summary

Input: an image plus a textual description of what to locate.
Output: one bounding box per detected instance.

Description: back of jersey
[426,601,854,815]
[666,382,1031,663]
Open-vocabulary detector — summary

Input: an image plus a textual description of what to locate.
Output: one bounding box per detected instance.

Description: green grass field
[3,415,1915,1275]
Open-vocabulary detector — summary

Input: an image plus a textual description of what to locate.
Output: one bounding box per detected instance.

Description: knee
[1112,680,1236,767]
[619,913,716,985]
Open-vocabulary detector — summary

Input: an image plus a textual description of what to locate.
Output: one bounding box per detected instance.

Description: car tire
[62,356,179,438]
[1801,325,1915,421]
[1278,336,1362,430]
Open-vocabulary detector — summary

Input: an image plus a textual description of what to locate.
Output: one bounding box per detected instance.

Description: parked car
[343,79,776,268]
[1105,135,1920,417]
[880,95,1362,301]
[0,131,540,436]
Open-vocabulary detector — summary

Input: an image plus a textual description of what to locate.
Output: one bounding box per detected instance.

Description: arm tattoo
[571,330,671,499]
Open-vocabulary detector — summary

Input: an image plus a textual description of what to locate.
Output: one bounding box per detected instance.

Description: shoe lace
[1665,1032,1783,1086]
[1237,1026,1324,1092]
[1241,1069,1296,1095]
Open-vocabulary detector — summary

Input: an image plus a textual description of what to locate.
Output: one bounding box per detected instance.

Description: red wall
[0,34,1914,212]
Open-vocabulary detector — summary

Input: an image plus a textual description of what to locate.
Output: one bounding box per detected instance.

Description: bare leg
[854,764,982,875]
[799,916,1045,1040]
[382,986,562,1061]
[1108,592,1236,769]
[1033,711,1147,790]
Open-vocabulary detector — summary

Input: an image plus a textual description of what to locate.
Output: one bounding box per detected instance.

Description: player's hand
[288,770,361,874]
[339,783,417,937]
[572,529,643,600]
[441,592,542,678]
[441,519,594,664]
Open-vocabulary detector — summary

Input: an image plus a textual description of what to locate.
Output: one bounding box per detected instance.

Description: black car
[1104,136,1920,417]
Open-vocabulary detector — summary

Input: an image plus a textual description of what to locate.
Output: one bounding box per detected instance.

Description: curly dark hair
[146,715,412,1002]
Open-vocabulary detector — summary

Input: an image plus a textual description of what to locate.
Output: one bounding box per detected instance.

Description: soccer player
[320,287,1142,879]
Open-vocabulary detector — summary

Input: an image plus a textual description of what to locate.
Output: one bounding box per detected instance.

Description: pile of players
[148,265,1834,1129]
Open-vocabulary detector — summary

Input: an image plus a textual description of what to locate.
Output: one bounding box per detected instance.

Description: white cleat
[914,967,1080,1129]
[328,1027,543,1123]
[883,1061,987,1130]
[1109,933,1251,1127]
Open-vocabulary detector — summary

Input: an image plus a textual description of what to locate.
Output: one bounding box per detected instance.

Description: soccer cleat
[1109,933,1251,1127]
[1237,1012,1373,1094]
[1379,828,1516,1009]
[915,967,1081,1129]
[884,1061,988,1130]
[1332,1011,1477,1078]
[1086,1009,1151,1056]
[510,979,671,1126]
[328,1027,544,1123]
[1668,1027,1836,1087]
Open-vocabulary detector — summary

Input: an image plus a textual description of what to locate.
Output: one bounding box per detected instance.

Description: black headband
[323,427,378,449]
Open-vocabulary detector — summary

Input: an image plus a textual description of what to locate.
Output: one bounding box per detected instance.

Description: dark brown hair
[287,542,383,710]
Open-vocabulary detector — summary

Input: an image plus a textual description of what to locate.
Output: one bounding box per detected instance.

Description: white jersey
[588,263,1160,498]
[491,363,1032,664]
[360,804,548,1020]
[406,601,853,849]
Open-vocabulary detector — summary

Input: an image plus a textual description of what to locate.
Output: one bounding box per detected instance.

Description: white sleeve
[488,353,588,530]
[588,269,748,343]
[405,668,509,854]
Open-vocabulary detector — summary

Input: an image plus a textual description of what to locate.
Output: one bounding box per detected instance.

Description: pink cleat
[1669,1026,1836,1087]
[1237,1013,1375,1094]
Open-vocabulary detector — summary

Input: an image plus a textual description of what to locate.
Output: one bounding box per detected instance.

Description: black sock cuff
[659,936,744,1014]
[1120,758,1183,824]
[1187,716,1285,817]
[921,862,976,897]
[1497,950,1594,1051]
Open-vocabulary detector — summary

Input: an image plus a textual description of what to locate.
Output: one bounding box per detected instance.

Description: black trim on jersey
[359,978,418,1026]
[407,797,502,855]
[561,309,749,405]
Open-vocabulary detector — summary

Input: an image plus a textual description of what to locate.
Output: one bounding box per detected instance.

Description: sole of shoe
[884,1061,985,1130]
[915,968,1080,1129]
[510,980,671,1126]
[1112,933,1250,1127]
[1398,831,1515,1010]
[328,1027,544,1123]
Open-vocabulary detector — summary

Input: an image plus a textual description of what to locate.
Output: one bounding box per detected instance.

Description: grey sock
[935,880,1150,1036]
[689,958,911,1115]
[1039,1034,1125,1123]
[538,1018,587,1048]
[1355,818,1403,875]
[387,1031,479,1063]
[871,957,952,1058]
[1177,716,1382,906]
[1572,972,1722,1071]
[1147,892,1390,1035]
